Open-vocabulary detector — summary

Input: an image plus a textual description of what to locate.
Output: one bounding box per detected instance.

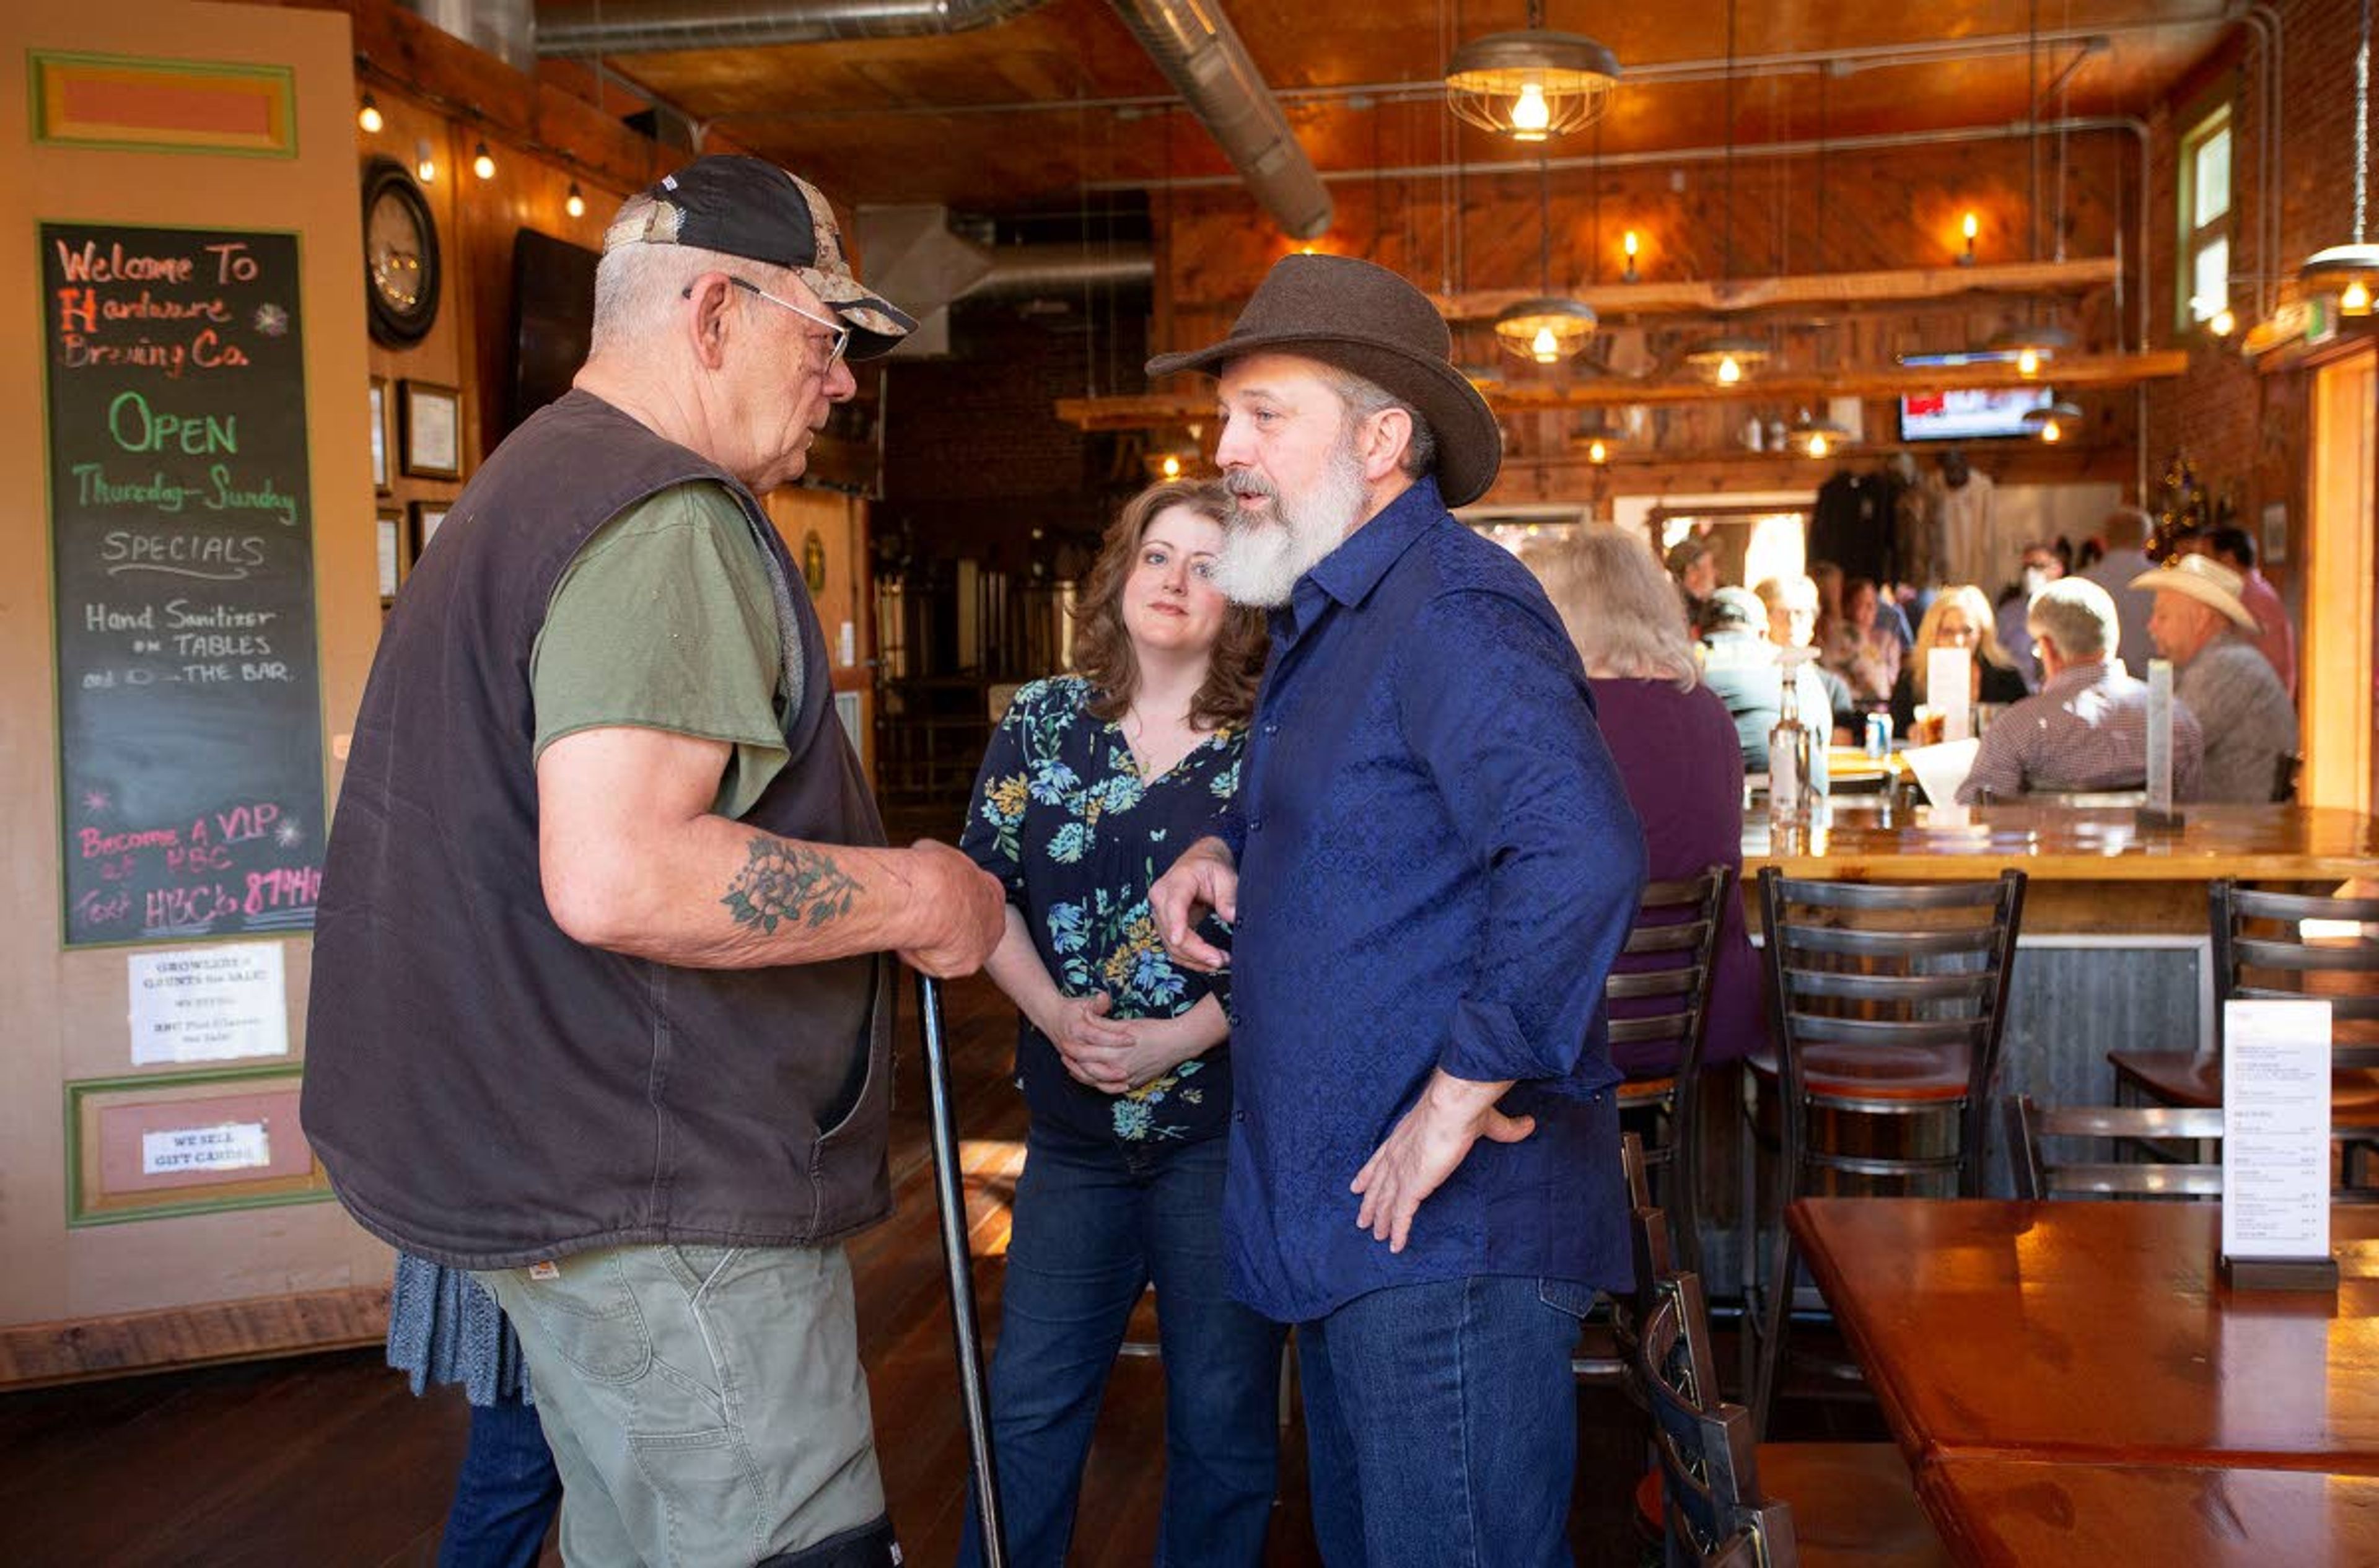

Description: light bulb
[1623,230,1639,258]
[2209,307,2237,337]
[566,182,586,219]
[1587,438,1608,464]
[414,139,435,183]
[1962,212,1979,241]
[2344,278,2373,315]
[1510,82,1551,139]
[1530,326,1561,363]
[1160,455,1183,480]
[472,141,496,180]
[2017,347,2040,376]
[358,94,383,134]
[1808,433,1830,458]
[2040,417,2064,444]
[1715,354,1742,385]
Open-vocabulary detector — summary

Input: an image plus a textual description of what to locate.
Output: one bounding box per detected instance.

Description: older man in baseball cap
[2133,552,2299,802]
[305,157,1005,1566]
[1145,253,1645,1564]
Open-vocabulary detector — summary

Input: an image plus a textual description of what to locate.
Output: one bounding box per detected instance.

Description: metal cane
[916,971,1009,1567]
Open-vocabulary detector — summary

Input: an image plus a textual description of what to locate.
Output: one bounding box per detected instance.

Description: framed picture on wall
[400,379,462,480]
[377,507,405,602]
[409,501,450,561]
[368,376,390,493]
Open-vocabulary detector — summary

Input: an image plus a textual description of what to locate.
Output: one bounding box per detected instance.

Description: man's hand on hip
[1149,836,1237,973]
[893,839,1007,977]
[1350,1069,1533,1253]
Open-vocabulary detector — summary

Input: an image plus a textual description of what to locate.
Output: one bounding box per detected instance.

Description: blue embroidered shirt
[962,675,1242,1149]
[1215,477,1647,1322]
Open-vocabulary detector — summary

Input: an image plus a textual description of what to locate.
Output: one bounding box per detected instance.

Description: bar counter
[1744,803,2379,934]
[1735,802,2379,1186]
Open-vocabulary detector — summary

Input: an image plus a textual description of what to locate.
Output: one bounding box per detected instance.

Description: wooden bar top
[1787,1197,2379,1473]
[1915,1456,2379,1566]
[1745,803,2379,884]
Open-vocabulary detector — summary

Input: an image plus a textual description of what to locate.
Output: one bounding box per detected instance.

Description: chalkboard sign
[43,223,326,947]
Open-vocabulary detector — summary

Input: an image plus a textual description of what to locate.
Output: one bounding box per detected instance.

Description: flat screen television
[1897,349,2053,442]
[508,228,599,436]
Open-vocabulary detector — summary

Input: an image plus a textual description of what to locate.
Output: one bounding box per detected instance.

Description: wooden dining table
[1785,1196,2379,1562]
[1787,1196,2379,1473]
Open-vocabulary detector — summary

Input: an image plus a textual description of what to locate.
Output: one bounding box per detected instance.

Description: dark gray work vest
[302,390,893,1269]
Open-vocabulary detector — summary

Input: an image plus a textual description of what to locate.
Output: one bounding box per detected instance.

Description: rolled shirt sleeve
[1398,588,1648,1085]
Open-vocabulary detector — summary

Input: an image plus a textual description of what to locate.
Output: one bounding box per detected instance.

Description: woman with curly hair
[957,478,1281,1566]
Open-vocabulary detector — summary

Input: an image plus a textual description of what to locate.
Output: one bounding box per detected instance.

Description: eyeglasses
[684,274,851,369]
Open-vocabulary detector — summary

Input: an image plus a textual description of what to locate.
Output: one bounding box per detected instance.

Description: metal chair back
[1635,1266,1800,1568]
[2214,880,2379,1071]
[2002,1094,2226,1200]
[1608,867,1735,1270]
[1757,869,2026,1196]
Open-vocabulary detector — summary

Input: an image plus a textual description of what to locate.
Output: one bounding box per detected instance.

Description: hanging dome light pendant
[1496,152,1598,365]
[2303,0,2379,315]
[1445,0,1621,142]
[1685,0,1770,386]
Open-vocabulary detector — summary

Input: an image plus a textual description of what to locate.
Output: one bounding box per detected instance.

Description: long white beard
[1211,444,1372,608]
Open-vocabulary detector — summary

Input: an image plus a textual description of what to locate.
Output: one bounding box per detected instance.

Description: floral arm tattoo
[721,836,861,934]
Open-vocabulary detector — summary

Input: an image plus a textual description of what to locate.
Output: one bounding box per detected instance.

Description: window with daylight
[2178,105,2233,331]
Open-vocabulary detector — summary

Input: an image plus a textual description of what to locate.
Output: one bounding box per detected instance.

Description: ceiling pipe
[1103,0,1331,239]
[536,0,1051,55]
[538,0,1331,240]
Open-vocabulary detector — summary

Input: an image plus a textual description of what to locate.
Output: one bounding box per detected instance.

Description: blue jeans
[439,1393,563,1568]
[1299,1276,1594,1567]
[958,1132,1286,1567]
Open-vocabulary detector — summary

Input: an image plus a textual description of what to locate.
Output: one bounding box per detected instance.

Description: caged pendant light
[1445,0,1621,143]
[1685,0,1771,385]
[1989,0,2075,369]
[2303,0,2379,314]
[1495,154,1598,364]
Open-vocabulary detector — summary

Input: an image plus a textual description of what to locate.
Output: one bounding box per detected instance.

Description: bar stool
[2110,880,2379,1184]
[1745,868,2026,1437]
[1610,867,1735,1281]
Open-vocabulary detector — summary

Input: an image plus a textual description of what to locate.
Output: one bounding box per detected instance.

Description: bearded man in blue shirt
[1146,254,1647,1565]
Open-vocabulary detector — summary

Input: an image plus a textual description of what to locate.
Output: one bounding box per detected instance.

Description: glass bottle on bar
[1769,650,1815,833]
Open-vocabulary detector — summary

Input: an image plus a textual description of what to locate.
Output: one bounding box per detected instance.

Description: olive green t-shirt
[530,481,795,820]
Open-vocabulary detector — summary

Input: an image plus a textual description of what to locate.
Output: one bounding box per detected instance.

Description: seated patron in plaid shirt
[1957,577,2204,805]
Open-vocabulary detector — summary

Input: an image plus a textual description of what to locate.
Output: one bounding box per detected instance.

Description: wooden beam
[1434,257,2122,322]
[1471,443,2133,504]
[1059,350,2189,429]
[0,1284,389,1390]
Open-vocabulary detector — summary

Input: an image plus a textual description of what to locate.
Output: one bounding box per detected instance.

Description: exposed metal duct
[407,0,537,71]
[537,0,1050,55]
[539,0,1333,242]
[857,204,1153,357]
[1106,0,1331,239]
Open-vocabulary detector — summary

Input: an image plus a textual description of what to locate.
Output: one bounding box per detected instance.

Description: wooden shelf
[1060,349,2188,430]
[1433,256,2121,322]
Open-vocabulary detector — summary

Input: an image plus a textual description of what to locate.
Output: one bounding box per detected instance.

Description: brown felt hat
[1144,254,1502,507]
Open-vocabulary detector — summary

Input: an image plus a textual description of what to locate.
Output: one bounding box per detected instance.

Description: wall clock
[362,157,440,348]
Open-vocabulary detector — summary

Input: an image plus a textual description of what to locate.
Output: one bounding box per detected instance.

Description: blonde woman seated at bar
[1955,577,2204,805]
[1534,529,1764,1074]
[1890,583,2028,740]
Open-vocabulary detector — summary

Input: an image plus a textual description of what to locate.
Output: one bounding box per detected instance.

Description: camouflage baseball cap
[607,155,916,361]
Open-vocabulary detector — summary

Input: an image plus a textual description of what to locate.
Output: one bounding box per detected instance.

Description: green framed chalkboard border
[35,217,335,953]
[64,1062,333,1228]
[28,50,299,160]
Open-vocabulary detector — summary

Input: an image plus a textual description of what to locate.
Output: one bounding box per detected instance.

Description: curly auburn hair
[1071,480,1269,732]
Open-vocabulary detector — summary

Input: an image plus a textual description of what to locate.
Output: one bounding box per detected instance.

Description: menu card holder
[2220,999,2337,1292]
[2137,657,2184,831]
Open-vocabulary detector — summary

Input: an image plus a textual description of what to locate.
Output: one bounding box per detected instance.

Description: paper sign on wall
[2222,999,2333,1261]
[141,1121,271,1175]
[127,943,288,1064]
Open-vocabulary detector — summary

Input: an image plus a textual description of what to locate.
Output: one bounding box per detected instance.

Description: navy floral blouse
[960,675,1243,1149]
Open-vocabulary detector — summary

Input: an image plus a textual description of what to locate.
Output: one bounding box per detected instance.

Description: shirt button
[1262,722,1279,736]
[1248,817,1264,833]
[1233,1110,1247,1123]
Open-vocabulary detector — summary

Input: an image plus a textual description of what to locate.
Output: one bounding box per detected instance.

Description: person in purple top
[1144,255,1645,1566]
[1532,528,1765,1075]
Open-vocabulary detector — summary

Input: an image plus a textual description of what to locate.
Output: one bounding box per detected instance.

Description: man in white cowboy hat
[1145,253,1647,1564]
[2132,551,2300,803]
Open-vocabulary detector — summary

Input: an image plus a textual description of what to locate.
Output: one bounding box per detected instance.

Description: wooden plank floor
[0,968,1668,1566]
